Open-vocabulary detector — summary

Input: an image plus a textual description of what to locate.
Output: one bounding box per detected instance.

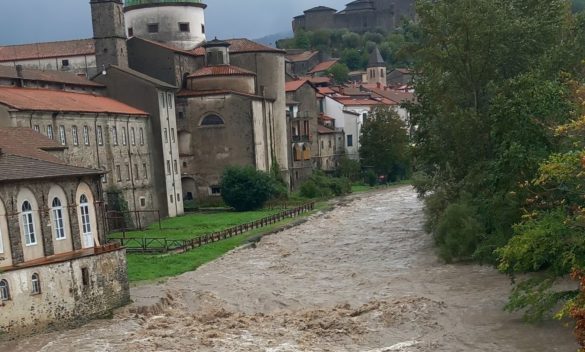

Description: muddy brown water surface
[4,186,578,351]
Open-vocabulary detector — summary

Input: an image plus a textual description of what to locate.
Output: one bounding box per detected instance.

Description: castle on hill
[292,0,415,34]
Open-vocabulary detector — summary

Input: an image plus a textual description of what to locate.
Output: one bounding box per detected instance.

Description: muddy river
[4,186,578,351]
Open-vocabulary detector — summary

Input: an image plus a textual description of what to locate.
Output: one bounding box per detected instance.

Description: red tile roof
[0,87,148,116]
[191,38,284,56]
[308,59,339,74]
[0,65,103,87]
[317,86,335,95]
[188,65,256,78]
[0,127,64,164]
[299,76,331,85]
[367,88,416,104]
[318,125,336,134]
[334,97,386,106]
[285,79,308,92]
[286,51,319,63]
[320,114,334,121]
[177,89,270,101]
[0,39,95,62]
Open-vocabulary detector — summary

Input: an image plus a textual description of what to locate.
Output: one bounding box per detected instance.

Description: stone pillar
[39,205,55,257]
[7,213,24,265]
[68,204,82,251]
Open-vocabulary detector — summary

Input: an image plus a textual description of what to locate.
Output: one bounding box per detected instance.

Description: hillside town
[1,0,584,351]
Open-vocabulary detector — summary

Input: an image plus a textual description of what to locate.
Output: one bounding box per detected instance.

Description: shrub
[300,180,321,198]
[220,166,276,211]
[435,200,484,263]
[365,170,377,186]
[299,172,352,199]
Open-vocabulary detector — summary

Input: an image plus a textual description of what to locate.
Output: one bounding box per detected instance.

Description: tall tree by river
[410,0,585,332]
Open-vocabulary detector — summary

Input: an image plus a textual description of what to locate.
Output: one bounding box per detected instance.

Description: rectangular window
[140,197,146,208]
[160,92,166,109]
[83,125,90,145]
[167,93,173,109]
[139,128,144,145]
[134,164,139,180]
[125,164,130,180]
[122,127,127,146]
[201,23,205,34]
[97,126,103,145]
[116,165,121,182]
[210,186,221,195]
[178,111,184,119]
[164,128,168,143]
[179,22,190,32]
[33,125,40,133]
[59,125,66,145]
[46,125,53,140]
[22,212,36,245]
[128,27,134,37]
[173,159,178,174]
[81,268,90,287]
[166,160,171,175]
[112,126,118,145]
[170,195,174,204]
[171,128,175,143]
[143,163,148,179]
[72,126,79,145]
[53,207,65,240]
[62,59,69,67]
[147,23,159,33]
[131,127,136,145]
[347,135,353,147]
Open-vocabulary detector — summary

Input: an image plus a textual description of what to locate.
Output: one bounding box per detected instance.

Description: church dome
[124,0,207,50]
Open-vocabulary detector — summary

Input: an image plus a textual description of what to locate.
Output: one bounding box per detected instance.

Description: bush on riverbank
[220,166,280,211]
[300,172,352,199]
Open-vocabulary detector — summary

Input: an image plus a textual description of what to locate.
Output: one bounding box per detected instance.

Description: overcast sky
[0,0,346,46]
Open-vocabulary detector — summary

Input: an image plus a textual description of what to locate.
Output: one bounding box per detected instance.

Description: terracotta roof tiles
[285,79,308,92]
[0,87,148,116]
[286,51,319,63]
[188,65,256,78]
[0,65,103,87]
[0,39,95,62]
[308,59,339,74]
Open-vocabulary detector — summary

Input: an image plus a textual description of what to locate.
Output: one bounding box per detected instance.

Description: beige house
[0,128,129,336]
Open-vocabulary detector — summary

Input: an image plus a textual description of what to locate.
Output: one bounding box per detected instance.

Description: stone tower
[124,0,207,50]
[367,47,387,86]
[90,0,129,70]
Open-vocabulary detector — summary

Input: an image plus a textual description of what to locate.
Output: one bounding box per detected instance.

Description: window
[125,164,130,180]
[59,125,66,145]
[131,127,136,145]
[178,111,184,119]
[166,160,171,175]
[171,128,175,143]
[33,125,40,133]
[128,27,134,37]
[134,164,139,180]
[116,165,121,182]
[81,267,90,287]
[0,280,9,301]
[47,125,53,140]
[328,140,332,148]
[177,193,181,202]
[21,201,36,246]
[122,127,127,146]
[167,93,173,109]
[160,92,166,108]
[140,197,146,207]
[72,126,79,145]
[83,125,90,145]
[62,59,69,67]
[164,128,168,143]
[52,198,66,240]
[79,195,92,248]
[143,163,148,179]
[179,22,190,32]
[31,273,41,295]
[173,160,178,174]
[321,141,324,150]
[347,134,353,147]
[139,128,144,145]
[170,195,174,204]
[380,68,384,77]
[97,126,103,145]
[201,24,205,34]
[200,114,224,126]
[210,186,221,195]
[147,23,159,33]
[112,126,118,145]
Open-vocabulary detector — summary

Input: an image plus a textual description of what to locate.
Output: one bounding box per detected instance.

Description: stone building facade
[292,0,416,34]
[0,86,159,227]
[0,128,129,336]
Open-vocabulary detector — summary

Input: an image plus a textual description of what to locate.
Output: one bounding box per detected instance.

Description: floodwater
[4,186,579,351]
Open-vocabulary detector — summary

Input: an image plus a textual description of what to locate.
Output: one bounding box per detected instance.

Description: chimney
[15,65,24,87]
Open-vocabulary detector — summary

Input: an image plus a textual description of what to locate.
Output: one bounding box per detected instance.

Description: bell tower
[90,0,129,70]
[367,47,387,87]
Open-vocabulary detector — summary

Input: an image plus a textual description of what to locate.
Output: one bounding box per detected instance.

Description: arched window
[200,114,224,126]
[79,195,93,248]
[31,273,41,294]
[0,279,9,301]
[21,201,36,245]
[52,198,66,240]
[380,68,384,77]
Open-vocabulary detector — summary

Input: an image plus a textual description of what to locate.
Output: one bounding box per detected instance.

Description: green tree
[359,107,410,181]
[220,166,276,212]
[326,63,350,84]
